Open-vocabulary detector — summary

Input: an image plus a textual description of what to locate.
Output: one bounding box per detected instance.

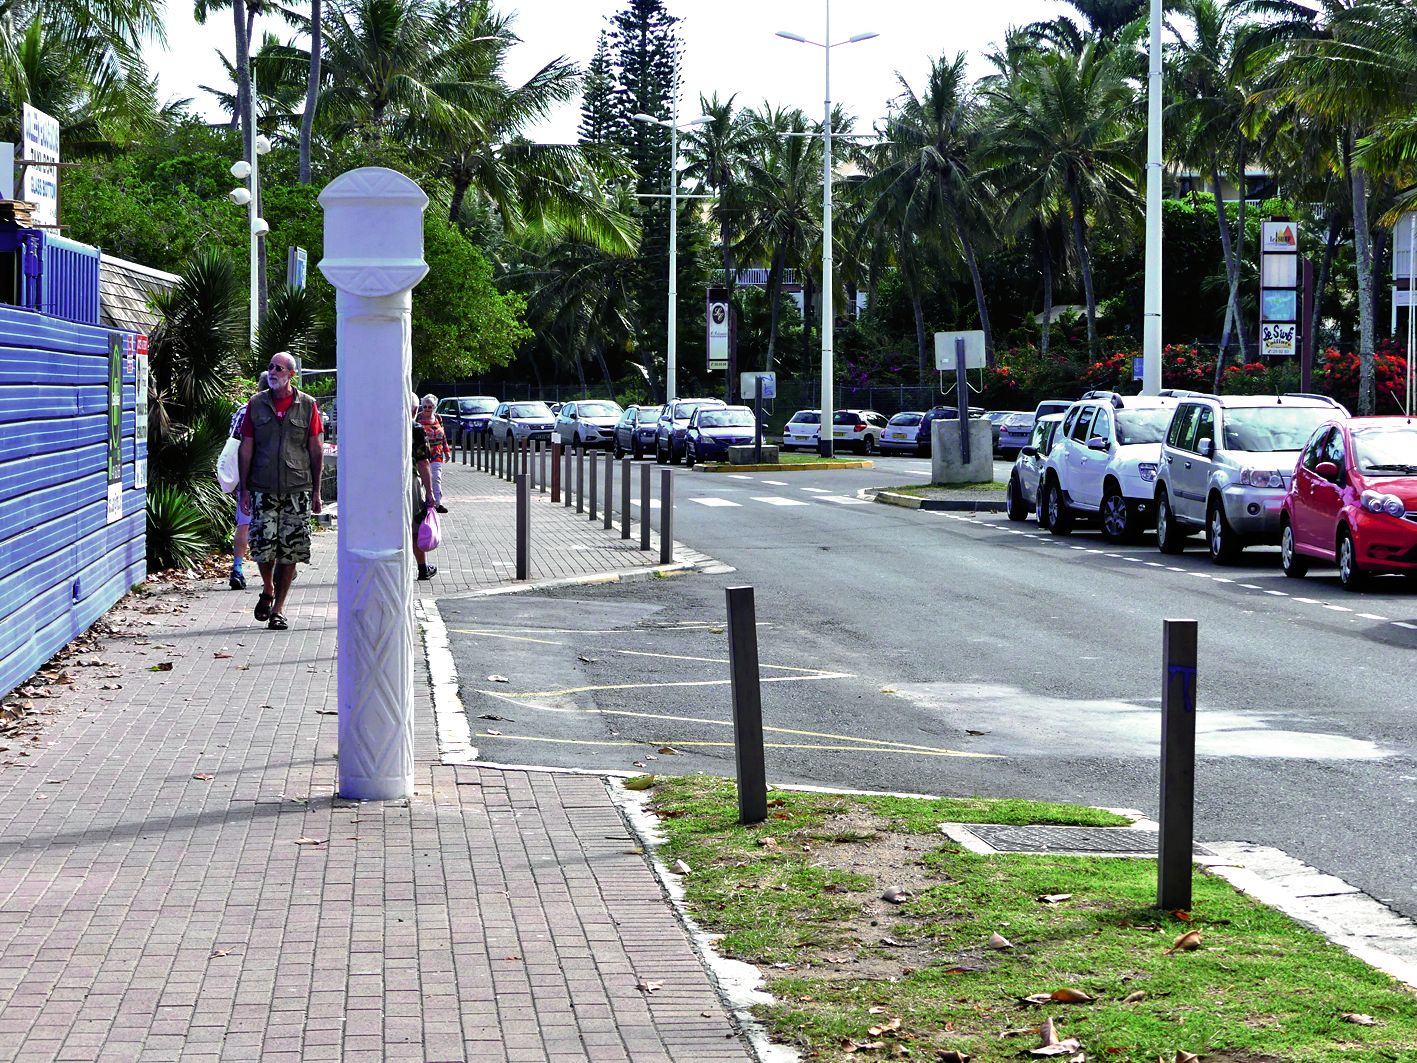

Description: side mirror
[1198,438,1215,458]
[1021,445,1038,458]
[1087,435,1110,452]
[1314,460,1339,481]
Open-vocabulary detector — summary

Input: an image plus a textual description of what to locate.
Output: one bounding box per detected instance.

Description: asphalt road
[439,452,1417,919]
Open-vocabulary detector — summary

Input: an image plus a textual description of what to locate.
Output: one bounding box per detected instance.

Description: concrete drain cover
[964,824,1214,858]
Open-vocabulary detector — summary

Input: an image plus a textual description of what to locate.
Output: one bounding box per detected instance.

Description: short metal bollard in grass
[659,468,673,565]
[1158,618,1198,911]
[725,585,767,825]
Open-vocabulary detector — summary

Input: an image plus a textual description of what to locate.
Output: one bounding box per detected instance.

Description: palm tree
[1250,0,1417,412]
[682,92,755,399]
[735,105,822,375]
[859,54,997,370]
[986,39,1140,352]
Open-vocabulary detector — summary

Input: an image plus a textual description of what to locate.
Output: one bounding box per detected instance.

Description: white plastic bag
[216,437,241,493]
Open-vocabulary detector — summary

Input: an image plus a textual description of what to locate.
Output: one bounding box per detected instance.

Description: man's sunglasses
[268,364,292,373]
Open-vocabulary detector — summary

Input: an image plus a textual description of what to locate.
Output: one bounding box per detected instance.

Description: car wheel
[632,438,643,460]
[1006,475,1027,522]
[860,435,876,455]
[685,442,696,468]
[1155,490,1187,554]
[1045,479,1073,536]
[1100,488,1135,544]
[1207,500,1243,564]
[1337,528,1366,590]
[1280,520,1308,579]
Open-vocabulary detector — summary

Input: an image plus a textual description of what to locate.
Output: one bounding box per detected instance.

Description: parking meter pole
[550,442,561,502]
[955,336,971,467]
[621,458,632,539]
[659,468,673,565]
[754,389,763,464]
[725,586,768,825]
[1158,618,1198,911]
[604,454,614,530]
[576,448,585,513]
[589,450,598,521]
[639,464,651,550]
[515,473,530,580]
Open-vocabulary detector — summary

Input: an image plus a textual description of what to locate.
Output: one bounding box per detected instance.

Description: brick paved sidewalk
[0,525,754,1061]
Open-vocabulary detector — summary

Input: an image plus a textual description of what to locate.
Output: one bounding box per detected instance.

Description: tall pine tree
[603,0,684,399]
[578,31,618,145]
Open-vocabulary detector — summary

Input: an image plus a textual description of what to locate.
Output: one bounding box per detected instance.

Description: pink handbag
[417,506,442,551]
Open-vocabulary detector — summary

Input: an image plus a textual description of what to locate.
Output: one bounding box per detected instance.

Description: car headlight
[1361,490,1406,517]
[1239,468,1284,488]
[1137,462,1158,483]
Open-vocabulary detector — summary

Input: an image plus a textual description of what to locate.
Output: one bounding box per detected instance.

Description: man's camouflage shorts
[250,491,312,565]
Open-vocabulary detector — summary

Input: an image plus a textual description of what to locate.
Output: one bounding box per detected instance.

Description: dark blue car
[655,398,726,465]
[915,405,987,455]
[613,404,663,459]
[684,406,758,467]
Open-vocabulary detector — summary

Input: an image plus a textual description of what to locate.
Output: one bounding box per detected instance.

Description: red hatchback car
[1280,416,1417,589]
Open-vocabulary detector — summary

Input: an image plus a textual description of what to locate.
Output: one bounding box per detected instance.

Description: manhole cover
[966,824,1214,858]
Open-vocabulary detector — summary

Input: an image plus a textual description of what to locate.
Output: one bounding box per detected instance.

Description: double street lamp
[633,107,711,403]
[227,72,272,348]
[777,4,877,457]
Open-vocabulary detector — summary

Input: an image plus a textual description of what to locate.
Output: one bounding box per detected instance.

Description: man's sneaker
[229,571,246,590]
[435,504,449,514]
[417,564,437,581]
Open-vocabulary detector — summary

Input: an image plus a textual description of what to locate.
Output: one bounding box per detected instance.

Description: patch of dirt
[752,808,985,983]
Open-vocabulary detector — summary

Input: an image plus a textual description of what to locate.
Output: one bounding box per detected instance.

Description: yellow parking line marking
[472,694,994,757]
[612,648,848,675]
[476,734,999,758]
[449,628,565,646]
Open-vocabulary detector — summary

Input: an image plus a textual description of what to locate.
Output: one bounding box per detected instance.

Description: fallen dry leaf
[671,859,691,876]
[478,713,509,721]
[1164,930,1203,955]
[1340,1013,1379,1026]
[868,1006,887,1015]
[938,1052,970,1063]
[1039,1018,1059,1046]
[1172,910,1194,922]
[657,745,680,755]
[1039,894,1073,904]
[293,837,326,846]
[843,1040,885,1054]
[486,674,510,683]
[192,773,214,782]
[757,837,779,850]
[1051,988,1094,1004]
[989,932,1014,950]
[882,887,912,905]
[213,652,232,659]
[485,729,502,736]
[622,775,656,791]
[1031,1040,1083,1058]
[867,1016,901,1037]
[1122,990,1147,1005]
[635,979,662,994]
[1175,1053,1199,1063]
[149,662,174,672]
[209,948,232,958]
[879,936,906,947]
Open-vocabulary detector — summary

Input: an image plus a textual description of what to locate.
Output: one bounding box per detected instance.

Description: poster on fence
[133,335,149,490]
[107,333,123,522]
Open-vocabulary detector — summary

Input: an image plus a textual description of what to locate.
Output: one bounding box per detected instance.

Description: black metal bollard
[725,586,768,825]
[538,441,547,494]
[576,447,585,514]
[659,468,673,565]
[551,442,561,502]
[621,458,632,540]
[515,473,530,580]
[589,448,598,521]
[564,445,572,508]
[639,464,651,550]
[1157,619,1198,911]
[604,454,614,531]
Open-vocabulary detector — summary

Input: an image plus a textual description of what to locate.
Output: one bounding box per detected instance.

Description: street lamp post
[227,71,271,348]
[633,107,711,403]
[1141,0,1163,395]
[777,6,877,457]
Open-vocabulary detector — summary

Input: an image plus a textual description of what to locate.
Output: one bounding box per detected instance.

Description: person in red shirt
[237,352,324,630]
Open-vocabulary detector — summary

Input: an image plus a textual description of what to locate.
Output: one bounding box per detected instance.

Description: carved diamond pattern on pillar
[339,550,414,797]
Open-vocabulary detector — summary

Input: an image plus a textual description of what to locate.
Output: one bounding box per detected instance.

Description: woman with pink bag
[410,393,438,581]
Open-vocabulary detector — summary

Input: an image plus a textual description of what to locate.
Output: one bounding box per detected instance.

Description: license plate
[833,429,850,438]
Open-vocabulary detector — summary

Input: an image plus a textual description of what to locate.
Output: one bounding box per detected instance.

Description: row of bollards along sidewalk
[450,426,675,580]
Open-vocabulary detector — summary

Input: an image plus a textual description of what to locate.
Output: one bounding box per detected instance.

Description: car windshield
[509,403,551,418]
[460,398,498,413]
[640,405,664,420]
[888,413,922,426]
[1352,426,1417,475]
[790,411,820,424]
[577,401,620,417]
[1221,406,1334,452]
[1115,408,1174,445]
[673,402,714,419]
[699,410,755,428]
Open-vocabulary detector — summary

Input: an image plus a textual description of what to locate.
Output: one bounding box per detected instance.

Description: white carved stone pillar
[319,168,429,800]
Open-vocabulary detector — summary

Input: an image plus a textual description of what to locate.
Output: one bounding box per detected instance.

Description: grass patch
[883,480,1008,496]
[646,774,1417,1062]
[777,452,869,464]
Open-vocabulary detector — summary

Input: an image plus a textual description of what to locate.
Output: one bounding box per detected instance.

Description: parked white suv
[1154,393,1347,562]
[1040,392,1181,542]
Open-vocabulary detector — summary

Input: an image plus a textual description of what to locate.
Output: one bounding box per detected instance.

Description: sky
[145,0,1069,139]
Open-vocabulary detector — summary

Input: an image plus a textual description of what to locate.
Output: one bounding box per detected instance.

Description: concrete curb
[873,489,1007,513]
[697,460,874,473]
[430,547,734,601]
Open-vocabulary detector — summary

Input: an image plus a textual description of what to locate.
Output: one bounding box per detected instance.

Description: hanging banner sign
[1261,322,1297,357]
[706,291,729,371]
[107,333,123,522]
[133,335,149,490]
[20,103,59,228]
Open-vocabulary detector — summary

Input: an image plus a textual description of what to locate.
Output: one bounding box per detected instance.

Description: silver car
[555,399,624,449]
[1154,393,1348,562]
[1006,413,1064,523]
[490,400,557,445]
